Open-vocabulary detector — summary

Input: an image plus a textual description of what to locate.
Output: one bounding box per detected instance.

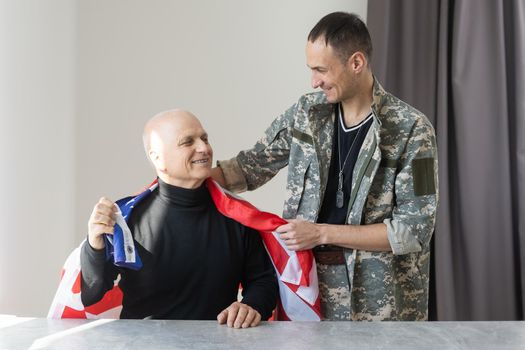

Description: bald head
[143,109,213,188]
[143,109,200,154]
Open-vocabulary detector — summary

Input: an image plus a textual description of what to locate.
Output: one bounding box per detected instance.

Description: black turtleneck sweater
[80,179,278,320]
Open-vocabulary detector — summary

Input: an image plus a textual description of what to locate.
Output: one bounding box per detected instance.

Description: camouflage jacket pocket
[283,155,312,220]
[364,160,398,223]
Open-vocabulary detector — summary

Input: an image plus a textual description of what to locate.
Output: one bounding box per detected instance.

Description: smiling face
[146,110,213,189]
[306,39,359,104]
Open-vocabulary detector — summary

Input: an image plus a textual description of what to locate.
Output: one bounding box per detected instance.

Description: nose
[196,139,210,154]
[311,73,322,89]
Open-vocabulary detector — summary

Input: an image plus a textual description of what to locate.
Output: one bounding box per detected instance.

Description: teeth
[192,159,208,164]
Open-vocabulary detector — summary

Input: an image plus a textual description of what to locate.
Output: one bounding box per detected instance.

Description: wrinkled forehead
[152,115,206,144]
[172,116,207,138]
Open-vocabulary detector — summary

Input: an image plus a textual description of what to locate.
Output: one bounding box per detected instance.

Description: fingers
[277,222,296,244]
[234,306,248,328]
[226,303,239,328]
[275,223,292,233]
[90,198,117,224]
[276,219,301,232]
[90,197,117,225]
[250,311,262,327]
[99,196,116,208]
[217,302,261,329]
[284,243,302,251]
[217,309,228,324]
[277,219,319,251]
[276,220,302,239]
[88,197,117,250]
[242,308,261,328]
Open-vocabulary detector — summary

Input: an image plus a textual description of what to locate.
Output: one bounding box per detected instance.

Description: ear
[348,51,367,74]
[148,150,166,172]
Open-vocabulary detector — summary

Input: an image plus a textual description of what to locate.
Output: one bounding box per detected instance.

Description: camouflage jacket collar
[371,77,388,122]
[307,76,387,128]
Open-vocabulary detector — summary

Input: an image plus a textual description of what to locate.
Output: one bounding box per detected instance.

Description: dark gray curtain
[367,0,525,320]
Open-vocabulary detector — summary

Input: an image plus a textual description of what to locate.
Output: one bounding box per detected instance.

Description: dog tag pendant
[336,171,344,208]
[336,189,344,208]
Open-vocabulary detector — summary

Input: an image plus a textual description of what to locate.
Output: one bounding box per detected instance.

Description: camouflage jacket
[218,79,438,321]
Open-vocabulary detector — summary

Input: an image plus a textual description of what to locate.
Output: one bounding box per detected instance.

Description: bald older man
[80,110,278,328]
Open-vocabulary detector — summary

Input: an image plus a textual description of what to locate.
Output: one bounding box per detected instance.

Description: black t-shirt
[317,106,373,225]
[80,179,278,320]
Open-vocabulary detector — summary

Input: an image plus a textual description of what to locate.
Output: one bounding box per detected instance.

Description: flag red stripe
[207,178,313,286]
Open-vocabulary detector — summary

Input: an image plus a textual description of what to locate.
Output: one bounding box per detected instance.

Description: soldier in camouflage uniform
[213,12,438,321]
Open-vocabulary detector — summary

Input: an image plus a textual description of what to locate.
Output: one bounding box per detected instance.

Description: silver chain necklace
[336,106,365,209]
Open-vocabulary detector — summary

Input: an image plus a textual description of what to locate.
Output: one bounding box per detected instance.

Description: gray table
[1,318,524,350]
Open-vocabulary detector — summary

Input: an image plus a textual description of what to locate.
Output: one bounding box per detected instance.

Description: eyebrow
[307,64,327,71]
[177,137,191,145]
[178,132,208,144]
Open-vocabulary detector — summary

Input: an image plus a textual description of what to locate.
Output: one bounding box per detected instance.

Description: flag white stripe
[114,208,135,264]
[47,244,83,319]
[277,279,320,321]
[296,262,319,305]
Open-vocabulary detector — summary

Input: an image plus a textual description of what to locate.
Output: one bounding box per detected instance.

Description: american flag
[48,178,321,321]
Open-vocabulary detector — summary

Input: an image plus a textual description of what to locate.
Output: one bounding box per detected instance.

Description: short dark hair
[308,12,372,63]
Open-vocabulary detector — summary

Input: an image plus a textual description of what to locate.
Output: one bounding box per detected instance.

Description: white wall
[75,0,368,238]
[1,0,367,316]
[0,0,76,316]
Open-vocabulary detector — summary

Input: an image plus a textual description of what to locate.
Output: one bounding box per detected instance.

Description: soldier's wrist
[318,224,329,245]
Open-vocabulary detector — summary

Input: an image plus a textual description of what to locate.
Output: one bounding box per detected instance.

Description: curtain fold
[367,0,525,320]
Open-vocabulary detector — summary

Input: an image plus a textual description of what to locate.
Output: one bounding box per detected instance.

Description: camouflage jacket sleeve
[217,100,300,193]
[383,117,439,255]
